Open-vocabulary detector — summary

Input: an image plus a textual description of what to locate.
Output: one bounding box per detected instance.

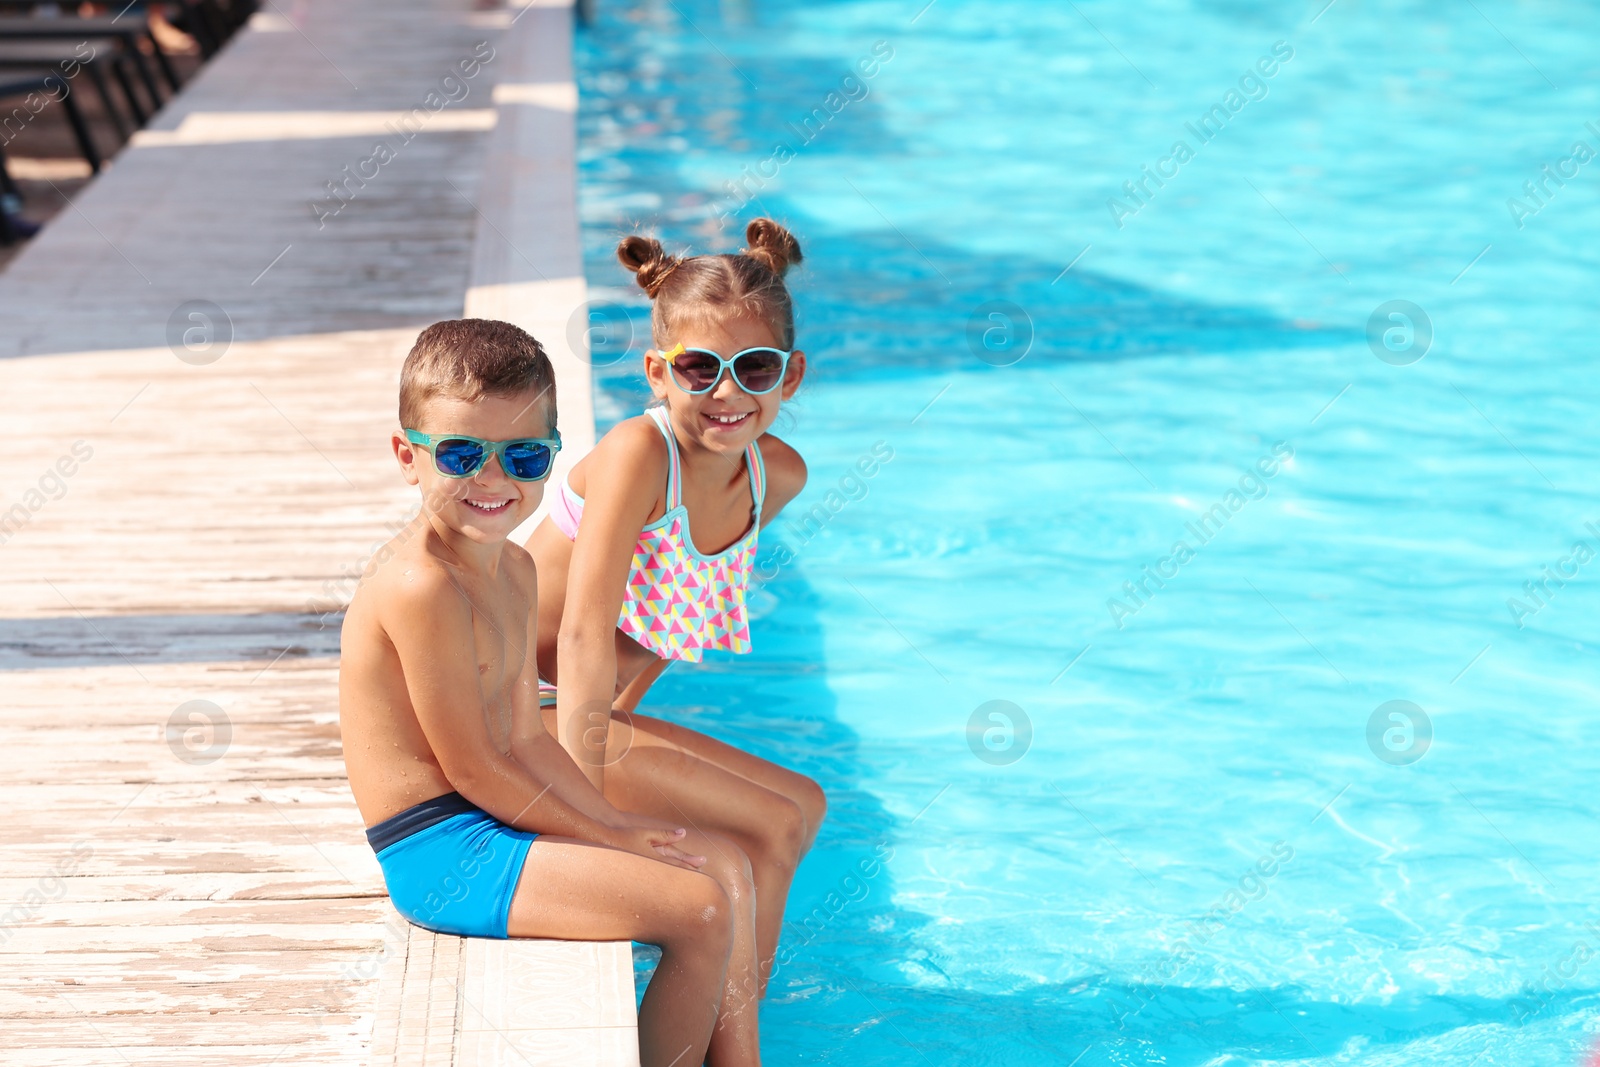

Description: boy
[339,319,762,1066]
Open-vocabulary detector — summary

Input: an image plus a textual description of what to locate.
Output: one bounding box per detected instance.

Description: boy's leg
[508,838,736,1067]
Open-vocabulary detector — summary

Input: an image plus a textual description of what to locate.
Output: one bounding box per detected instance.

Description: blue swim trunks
[367,792,538,939]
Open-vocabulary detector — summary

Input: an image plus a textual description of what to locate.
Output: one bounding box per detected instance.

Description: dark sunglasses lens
[434,439,485,477]
[502,442,553,481]
[734,349,785,392]
[673,350,723,392]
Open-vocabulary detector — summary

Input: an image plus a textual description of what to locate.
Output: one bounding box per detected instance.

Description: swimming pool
[573,2,1600,1063]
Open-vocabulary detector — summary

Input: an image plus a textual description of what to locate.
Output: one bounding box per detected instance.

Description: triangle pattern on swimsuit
[611,407,764,663]
[617,511,757,661]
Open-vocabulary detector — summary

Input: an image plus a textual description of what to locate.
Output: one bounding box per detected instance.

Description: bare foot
[147,10,199,55]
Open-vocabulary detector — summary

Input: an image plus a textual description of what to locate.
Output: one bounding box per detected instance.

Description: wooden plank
[0,1016,366,1046]
[0,923,387,954]
[0,780,358,807]
[0,1,517,1063]
[15,897,391,927]
[9,1045,364,1067]
[0,330,422,621]
[0,950,390,983]
[0,0,632,1062]
[0,873,374,903]
[372,924,461,1067]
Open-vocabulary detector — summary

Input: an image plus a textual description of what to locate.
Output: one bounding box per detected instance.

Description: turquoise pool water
[573,2,1600,1063]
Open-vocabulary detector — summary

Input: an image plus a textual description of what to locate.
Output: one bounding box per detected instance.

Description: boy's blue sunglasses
[659,343,793,396]
[404,429,562,482]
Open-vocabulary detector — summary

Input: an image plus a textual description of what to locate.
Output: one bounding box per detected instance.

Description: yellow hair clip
[659,343,686,363]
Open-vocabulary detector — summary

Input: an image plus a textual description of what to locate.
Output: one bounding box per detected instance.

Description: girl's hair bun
[618,221,804,349]
[743,218,803,278]
[617,234,682,298]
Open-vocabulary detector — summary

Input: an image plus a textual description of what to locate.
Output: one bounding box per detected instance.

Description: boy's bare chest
[453,577,531,694]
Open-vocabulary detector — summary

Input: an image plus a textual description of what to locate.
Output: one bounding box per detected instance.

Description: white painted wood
[460,938,637,1030]
[372,921,462,1067]
[132,109,499,147]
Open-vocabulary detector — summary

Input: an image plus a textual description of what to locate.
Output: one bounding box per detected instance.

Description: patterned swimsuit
[550,406,764,662]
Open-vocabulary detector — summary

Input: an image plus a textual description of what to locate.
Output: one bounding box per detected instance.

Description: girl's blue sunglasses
[659,343,793,395]
[404,429,562,482]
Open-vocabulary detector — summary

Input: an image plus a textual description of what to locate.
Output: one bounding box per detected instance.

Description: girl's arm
[509,554,704,866]
[555,420,666,790]
[756,433,808,523]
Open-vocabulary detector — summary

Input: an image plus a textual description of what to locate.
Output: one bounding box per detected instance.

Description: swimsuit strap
[646,406,764,521]
[645,406,683,509]
[746,439,766,519]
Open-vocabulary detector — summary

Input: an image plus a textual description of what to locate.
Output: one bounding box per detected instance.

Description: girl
[527,219,825,994]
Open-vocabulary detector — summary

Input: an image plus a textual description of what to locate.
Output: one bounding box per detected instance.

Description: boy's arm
[508,552,621,824]
[556,423,663,790]
[385,566,685,861]
[507,562,704,866]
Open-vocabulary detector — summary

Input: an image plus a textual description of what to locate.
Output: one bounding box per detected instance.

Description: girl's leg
[542,627,827,993]
[614,653,672,711]
[679,828,761,1066]
[606,633,825,856]
[602,712,827,996]
[616,709,828,855]
[508,837,740,1067]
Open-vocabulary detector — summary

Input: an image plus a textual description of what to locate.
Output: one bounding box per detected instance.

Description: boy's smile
[462,495,515,515]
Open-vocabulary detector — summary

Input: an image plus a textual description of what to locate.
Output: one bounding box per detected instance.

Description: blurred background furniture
[0,0,256,250]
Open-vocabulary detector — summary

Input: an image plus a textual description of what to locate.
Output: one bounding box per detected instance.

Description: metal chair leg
[0,141,21,202]
[194,1,231,54]
[55,83,103,173]
[144,28,183,93]
[218,0,257,33]
[109,57,149,127]
[126,39,165,109]
[0,141,23,243]
[82,60,130,143]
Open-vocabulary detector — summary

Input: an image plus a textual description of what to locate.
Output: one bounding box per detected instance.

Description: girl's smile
[702,408,755,430]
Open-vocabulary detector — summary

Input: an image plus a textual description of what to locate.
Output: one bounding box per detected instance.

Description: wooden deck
[0,1,625,1063]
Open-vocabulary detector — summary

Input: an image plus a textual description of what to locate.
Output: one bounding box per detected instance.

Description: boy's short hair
[399,318,557,428]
